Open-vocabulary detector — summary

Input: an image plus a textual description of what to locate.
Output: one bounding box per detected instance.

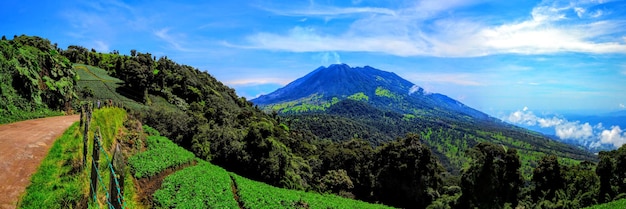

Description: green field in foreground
[584,198,626,209]
[143,130,394,209]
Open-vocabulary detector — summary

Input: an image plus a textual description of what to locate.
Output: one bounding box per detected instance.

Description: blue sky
[2,0,626,116]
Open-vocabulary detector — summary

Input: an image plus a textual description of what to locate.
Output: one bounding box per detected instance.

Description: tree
[460,143,522,209]
[532,155,565,202]
[374,133,443,208]
[597,152,615,202]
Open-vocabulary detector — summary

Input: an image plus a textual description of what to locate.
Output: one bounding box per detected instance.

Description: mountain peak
[251,64,488,120]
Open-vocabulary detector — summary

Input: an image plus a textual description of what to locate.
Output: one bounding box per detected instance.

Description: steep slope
[252,64,488,120]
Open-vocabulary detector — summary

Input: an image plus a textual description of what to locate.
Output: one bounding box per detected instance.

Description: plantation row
[128,134,196,178]
[130,127,394,209]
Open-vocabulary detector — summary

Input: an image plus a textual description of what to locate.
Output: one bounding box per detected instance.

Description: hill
[6,35,626,209]
[252,64,596,175]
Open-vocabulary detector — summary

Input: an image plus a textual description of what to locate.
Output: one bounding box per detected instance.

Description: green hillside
[5,35,626,209]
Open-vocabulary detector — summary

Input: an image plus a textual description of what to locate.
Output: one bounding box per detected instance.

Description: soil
[0,115,80,209]
[134,161,197,206]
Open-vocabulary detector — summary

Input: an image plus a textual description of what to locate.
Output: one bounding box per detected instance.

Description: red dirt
[135,161,197,206]
[0,115,80,209]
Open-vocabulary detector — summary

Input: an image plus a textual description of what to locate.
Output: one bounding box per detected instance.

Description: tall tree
[460,143,522,209]
[532,155,565,202]
[374,133,443,208]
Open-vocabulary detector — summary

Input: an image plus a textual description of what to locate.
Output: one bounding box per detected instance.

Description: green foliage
[128,135,196,178]
[153,161,239,209]
[583,198,626,209]
[373,133,444,208]
[19,107,139,209]
[232,173,394,209]
[460,142,523,209]
[0,35,77,123]
[347,92,369,101]
[374,86,398,99]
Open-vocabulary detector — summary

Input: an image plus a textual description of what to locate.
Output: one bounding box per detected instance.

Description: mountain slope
[252,64,488,120]
[252,64,597,175]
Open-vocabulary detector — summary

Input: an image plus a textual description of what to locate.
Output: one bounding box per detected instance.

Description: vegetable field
[128,135,196,179]
[152,162,240,208]
[139,135,395,208]
[232,174,394,209]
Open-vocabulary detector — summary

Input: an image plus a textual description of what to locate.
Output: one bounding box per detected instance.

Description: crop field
[74,64,145,110]
[143,133,396,209]
[152,161,240,208]
[128,135,196,179]
[232,174,394,209]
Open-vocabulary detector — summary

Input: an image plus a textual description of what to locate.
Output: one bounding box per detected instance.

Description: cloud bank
[505,107,626,149]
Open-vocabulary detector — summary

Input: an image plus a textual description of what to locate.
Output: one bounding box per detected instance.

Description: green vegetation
[347,92,369,101]
[0,35,77,124]
[374,87,398,99]
[7,35,623,209]
[19,107,140,209]
[584,198,626,209]
[147,134,394,209]
[233,173,393,209]
[128,135,196,178]
[153,161,239,208]
[18,123,84,208]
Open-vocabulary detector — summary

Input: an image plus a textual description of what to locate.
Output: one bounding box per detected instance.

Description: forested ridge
[2,35,626,208]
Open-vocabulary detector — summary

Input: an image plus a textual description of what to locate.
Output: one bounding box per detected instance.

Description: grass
[584,198,626,209]
[18,107,142,209]
[0,108,64,124]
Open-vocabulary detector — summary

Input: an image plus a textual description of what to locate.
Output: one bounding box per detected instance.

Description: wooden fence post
[109,143,125,209]
[82,103,91,168]
[89,127,101,202]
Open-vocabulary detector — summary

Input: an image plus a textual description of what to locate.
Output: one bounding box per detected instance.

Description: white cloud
[93,40,110,52]
[555,122,593,139]
[504,107,626,148]
[262,6,396,17]
[318,51,341,65]
[154,28,196,52]
[620,103,625,108]
[241,0,626,57]
[600,126,626,148]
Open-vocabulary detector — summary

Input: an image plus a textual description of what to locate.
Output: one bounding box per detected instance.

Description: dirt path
[0,115,80,209]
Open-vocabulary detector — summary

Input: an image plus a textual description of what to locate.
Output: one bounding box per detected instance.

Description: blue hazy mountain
[252,63,488,121]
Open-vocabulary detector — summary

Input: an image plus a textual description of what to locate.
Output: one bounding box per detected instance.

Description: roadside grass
[0,107,64,125]
[18,107,143,209]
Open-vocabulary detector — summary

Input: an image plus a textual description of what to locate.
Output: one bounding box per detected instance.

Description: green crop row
[152,161,239,209]
[232,174,394,209]
[584,198,626,209]
[128,136,195,178]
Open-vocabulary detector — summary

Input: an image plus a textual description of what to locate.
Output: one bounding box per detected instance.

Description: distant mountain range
[252,64,596,174]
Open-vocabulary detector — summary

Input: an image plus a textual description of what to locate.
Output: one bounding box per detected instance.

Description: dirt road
[0,115,80,209]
